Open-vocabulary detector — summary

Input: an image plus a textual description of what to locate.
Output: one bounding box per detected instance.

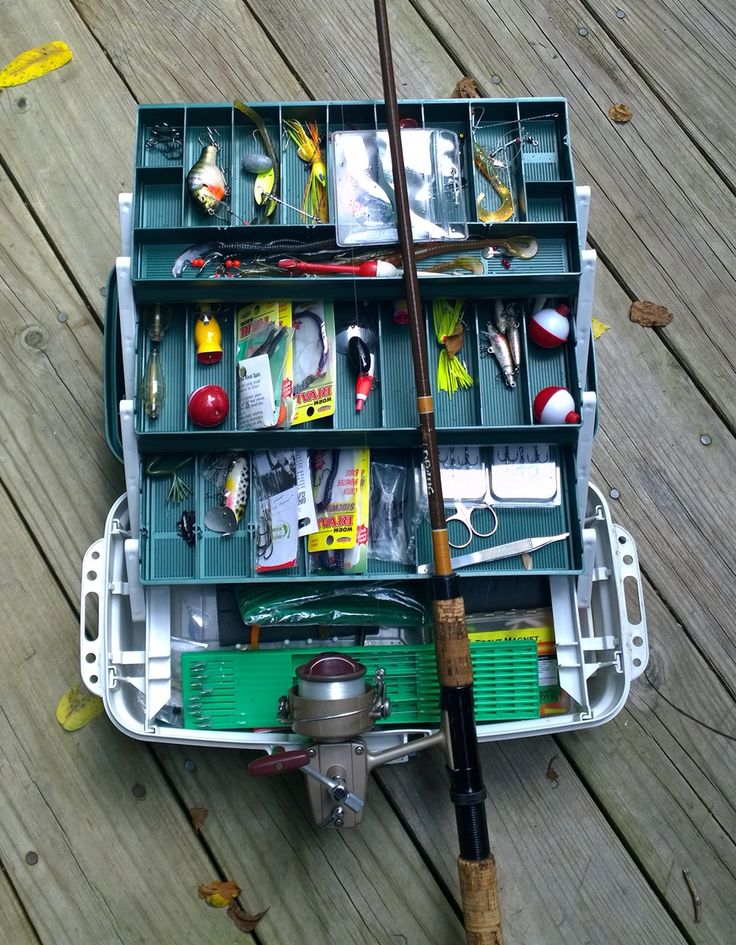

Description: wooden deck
[1,1,734,942]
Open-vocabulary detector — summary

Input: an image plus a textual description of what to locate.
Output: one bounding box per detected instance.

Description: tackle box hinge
[111,519,131,537]
[614,650,623,674]
[110,581,130,596]
[592,566,611,582]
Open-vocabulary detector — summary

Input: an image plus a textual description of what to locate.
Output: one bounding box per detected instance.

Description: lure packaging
[308,448,370,574]
[236,301,294,429]
[253,449,299,573]
[330,128,468,246]
[291,302,336,425]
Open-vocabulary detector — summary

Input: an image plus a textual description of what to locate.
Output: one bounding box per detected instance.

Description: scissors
[440,455,499,549]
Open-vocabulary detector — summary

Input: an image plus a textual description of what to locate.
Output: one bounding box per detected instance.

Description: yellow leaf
[56,684,103,732]
[592,316,610,340]
[197,880,241,908]
[0,41,73,89]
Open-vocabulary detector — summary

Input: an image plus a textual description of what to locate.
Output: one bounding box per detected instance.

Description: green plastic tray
[133,295,582,450]
[138,446,581,584]
[131,98,580,302]
[180,640,540,730]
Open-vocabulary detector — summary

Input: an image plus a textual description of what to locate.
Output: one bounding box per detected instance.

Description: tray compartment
[280,103,329,227]
[137,105,185,168]
[231,103,282,225]
[185,304,237,433]
[138,443,581,584]
[525,181,577,223]
[518,102,572,181]
[473,300,529,427]
[135,168,183,228]
[468,101,524,224]
[182,105,233,228]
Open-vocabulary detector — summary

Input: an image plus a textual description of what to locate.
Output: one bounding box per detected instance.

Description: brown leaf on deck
[451,77,480,98]
[197,879,241,908]
[226,902,269,933]
[629,300,674,328]
[608,103,632,123]
[189,806,208,831]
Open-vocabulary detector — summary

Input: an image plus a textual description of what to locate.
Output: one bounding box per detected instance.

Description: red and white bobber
[528,303,571,348]
[533,386,580,424]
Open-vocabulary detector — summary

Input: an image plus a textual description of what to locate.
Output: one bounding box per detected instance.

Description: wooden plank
[387,0,736,424]
[377,737,689,945]
[0,0,135,310]
[561,582,736,943]
[0,866,39,945]
[155,744,465,944]
[0,488,244,945]
[589,262,736,690]
[0,167,121,596]
[591,0,736,183]
[69,0,306,102]
[237,0,462,99]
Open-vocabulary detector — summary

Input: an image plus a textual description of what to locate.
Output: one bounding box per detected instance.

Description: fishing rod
[372,2,503,941]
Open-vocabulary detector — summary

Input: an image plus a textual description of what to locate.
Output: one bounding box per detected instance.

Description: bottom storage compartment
[81,483,648,748]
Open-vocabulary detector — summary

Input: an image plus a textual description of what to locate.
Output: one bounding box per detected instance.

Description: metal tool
[450,533,569,570]
[440,450,499,549]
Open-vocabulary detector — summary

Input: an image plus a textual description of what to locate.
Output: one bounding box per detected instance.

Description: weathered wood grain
[0,0,135,311]
[0,866,39,945]
[0,488,244,945]
[155,744,465,944]
[589,262,736,692]
[590,0,736,183]
[377,737,689,945]
[0,167,121,595]
[244,0,462,99]
[562,582,736,943]
[70,0,306,102]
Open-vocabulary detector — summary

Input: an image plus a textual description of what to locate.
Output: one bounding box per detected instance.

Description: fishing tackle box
[83,97,647,751]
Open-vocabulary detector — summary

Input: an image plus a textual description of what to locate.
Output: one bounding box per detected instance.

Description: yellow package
[291,302,336,426]
[308,449,370,557]
[468,625,570,716]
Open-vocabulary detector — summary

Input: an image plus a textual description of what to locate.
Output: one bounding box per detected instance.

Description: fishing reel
[249,653,442,828]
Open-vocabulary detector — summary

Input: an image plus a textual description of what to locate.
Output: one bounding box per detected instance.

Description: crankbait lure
[484,325,516,388]
[473,143,514,223]
[204,455,249,535]
[177,510,196,547]
[187,128,227,215]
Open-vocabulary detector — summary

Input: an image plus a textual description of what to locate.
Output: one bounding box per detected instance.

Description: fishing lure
[473,143,514,223]
[292,308,330,394]
[204,455,249,535]
[187,128,227,215]
[176,510,197,547]
[234,100,280,221]
[284,119,329,222]
[504,304,523,372]
[426,256,484,275]
[142,304,168,420]
[433,299,473,396]
[484,325,516,388]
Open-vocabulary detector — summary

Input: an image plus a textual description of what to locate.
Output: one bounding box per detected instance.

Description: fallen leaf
[189,806,209,831]
[451,76,480,98]
[608,102,632,123]
[226,901,269,933]
[629,300,673,328]
[592,316,610,339]
[55,684,103,731]
[0,41,73,89]
[545,755,559,787]
[198,880,241,908]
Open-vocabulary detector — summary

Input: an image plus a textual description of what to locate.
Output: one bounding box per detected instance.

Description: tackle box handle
[80,539,105,697]
[612,525,648,679]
